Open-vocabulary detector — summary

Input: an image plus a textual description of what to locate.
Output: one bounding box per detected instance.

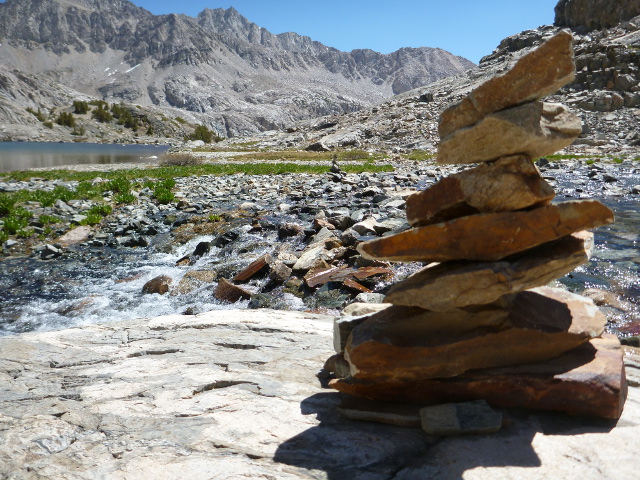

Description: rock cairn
[326,31,628,423]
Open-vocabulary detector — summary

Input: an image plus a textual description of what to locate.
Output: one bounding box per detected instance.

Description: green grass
[224,150,384,162]
[0,162,393,183]
[406,150,435,161]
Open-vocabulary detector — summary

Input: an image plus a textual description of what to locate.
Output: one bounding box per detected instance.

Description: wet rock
[278,222,305,240]
[214,278,253,303]
[142,275,172,295]
[234,254,273,282]
[36,243,62,259]
[268,261,292,285]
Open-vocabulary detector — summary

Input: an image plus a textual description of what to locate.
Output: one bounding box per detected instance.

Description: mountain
[255,0,639,153]
[0,0,474,141]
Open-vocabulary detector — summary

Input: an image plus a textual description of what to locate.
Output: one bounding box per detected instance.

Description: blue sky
[133,0,560,64]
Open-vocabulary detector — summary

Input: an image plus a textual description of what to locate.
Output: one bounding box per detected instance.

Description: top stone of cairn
[438,31,576,140]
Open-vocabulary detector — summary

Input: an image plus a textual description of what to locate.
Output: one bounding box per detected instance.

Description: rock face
[555,0,640,30]
[328,30,627,421]
[0,309,639,479]
[0,0,474,138]
[264,4,639,153]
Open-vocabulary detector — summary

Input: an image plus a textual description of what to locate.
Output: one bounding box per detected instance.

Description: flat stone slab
[437,101,582,165]
[420,400,504,436]
[333,334,627,420]
[406,154,554,227]
[358,200,613,263]
[439,31,576,138]
[384,232,593,311]
[341,287,605,382]
[0,309,638,479]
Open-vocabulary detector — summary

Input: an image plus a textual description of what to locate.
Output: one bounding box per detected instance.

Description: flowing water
[0,157,639,338]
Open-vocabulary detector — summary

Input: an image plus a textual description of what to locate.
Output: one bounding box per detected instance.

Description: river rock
[57,225,93,246]
[234,253,273,282]
[437,101,582,165]
[406,154,555,227]
[439,31,576,138]
[332,334,627,420]
[342,286,605,382]
[142,275,172,295]
[384,232,593,311]
[172,269,218,296]
[358,200,613,263]
[214,278,253,303]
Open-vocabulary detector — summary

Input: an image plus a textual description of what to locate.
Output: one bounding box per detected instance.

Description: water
[0,142,169,172]
[0,157,639,338]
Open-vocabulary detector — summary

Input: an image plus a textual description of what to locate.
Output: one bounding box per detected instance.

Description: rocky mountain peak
[0,0,475,139]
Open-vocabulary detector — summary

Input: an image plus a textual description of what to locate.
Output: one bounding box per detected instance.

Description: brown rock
[357,200,613,263]
[439,31,575,138]
[234,254,273,282]
[214,278,253,303]
[406,154,554,227]
[343,287,605,381]
[437,101,582,165]
[332,334,627,420]
[172,270,217,296]
[142,275,172,295]
[384,232,593,311]
[269,261,292,285]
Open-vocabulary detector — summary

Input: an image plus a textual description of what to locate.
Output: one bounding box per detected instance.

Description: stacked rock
[327,31,628,420]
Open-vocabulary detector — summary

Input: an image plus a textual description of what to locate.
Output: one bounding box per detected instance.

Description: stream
[0,159,638,338]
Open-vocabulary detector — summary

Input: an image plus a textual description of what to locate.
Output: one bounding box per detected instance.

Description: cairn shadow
[273,391,617,480]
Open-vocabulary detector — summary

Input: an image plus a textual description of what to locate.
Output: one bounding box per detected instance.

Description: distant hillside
[0,0,474,141]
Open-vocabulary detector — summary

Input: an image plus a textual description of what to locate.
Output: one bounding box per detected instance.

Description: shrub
[73,101,90,114]
[43,121,54,129]
[56,112,76,128]
[92,106,113,123]
[80,213,103,226]
[114,192,136,204]
[105,176,131,194]
[153,187,175,205]
[87,204,112,216]
[3,212,30,234]
[39,214,60,225]
[187,125,221,144]
[0,195,15,216]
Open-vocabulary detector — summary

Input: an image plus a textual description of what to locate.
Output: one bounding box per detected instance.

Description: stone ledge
[0,309,638,479]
